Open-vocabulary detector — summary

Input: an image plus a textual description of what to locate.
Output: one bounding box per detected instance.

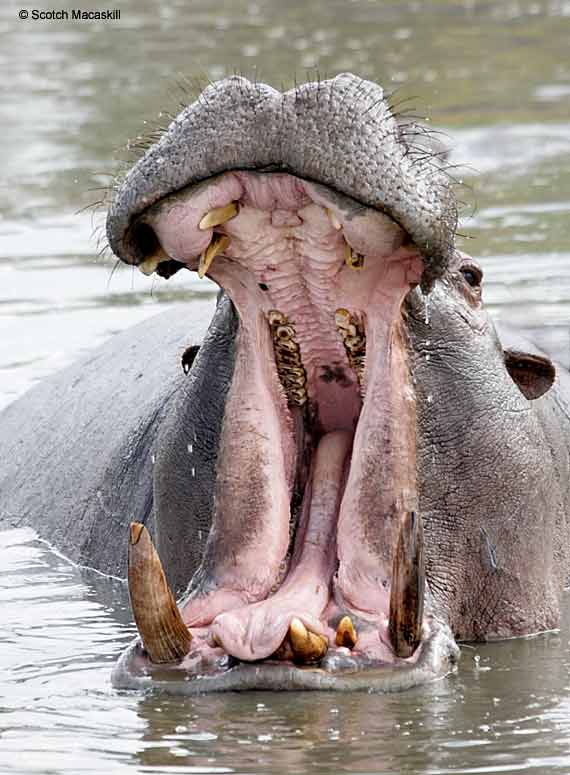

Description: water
[1,0,570,772]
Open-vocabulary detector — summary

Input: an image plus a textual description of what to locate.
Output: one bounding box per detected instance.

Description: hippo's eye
[460,265,482,288]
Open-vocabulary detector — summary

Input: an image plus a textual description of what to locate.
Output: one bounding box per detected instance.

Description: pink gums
[144,172,424,665]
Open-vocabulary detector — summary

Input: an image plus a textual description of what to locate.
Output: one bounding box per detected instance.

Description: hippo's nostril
[127,221,161,265]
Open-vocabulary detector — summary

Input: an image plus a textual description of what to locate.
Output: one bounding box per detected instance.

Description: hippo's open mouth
[107,74,460,692]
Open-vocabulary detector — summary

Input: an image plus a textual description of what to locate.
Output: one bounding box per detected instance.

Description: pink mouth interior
[141,172,426,666]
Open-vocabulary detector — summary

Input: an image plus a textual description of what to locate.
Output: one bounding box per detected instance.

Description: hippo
[1,73,569,694]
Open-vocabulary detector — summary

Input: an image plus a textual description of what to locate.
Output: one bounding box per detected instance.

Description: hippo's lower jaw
[113,169,461,691]
[112,620,459,693]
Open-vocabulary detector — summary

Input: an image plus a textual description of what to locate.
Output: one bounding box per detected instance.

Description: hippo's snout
[107,73,457,289]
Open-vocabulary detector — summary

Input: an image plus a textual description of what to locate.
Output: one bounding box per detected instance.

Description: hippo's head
[106,74,562,694]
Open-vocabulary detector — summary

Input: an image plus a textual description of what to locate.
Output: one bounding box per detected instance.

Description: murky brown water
[1,0,570,772]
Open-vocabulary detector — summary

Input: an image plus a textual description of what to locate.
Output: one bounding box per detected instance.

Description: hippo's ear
[504,349,556,400]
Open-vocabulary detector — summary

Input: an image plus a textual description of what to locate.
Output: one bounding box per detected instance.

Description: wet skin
[1,74,569,693]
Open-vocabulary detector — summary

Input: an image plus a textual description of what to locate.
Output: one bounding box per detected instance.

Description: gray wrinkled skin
[0,297,234,587]
[406,256,570,640]
[107,73,457,284]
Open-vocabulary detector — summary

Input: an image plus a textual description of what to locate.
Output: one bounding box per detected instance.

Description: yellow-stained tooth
[335,308,351,330]
[288,617,328,663]
[267,309,287,326]
[128,522,192,663]
[198,234,231,279]
[198,202,239,231]
[344,241,365,270]
[327,208,342,230]
[139,250,169,276]
[335,615,357,649]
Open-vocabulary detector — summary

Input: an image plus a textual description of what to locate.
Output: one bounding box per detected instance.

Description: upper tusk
[198,202,239,231]
[198,234,231,279]
[139,248,170,276]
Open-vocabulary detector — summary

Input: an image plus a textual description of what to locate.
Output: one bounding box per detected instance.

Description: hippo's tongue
[210,430,351,661]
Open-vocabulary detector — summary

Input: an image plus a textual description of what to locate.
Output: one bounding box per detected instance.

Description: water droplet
[151,454,155,464]
[191,467,196,477]
[423,295,431,325]
[187,443,193,454]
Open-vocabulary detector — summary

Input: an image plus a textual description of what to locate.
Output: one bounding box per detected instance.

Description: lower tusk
[128,522,192,663]
[388,511,425,659]
[335,615,357,649]
[288,617,328,664]
[198,234,231,279]
[139,249,170,276]
[198,202,239,231]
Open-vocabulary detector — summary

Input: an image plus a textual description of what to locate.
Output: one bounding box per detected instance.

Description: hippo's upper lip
[106,73,457,288]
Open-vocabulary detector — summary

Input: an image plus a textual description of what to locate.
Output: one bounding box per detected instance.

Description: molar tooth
[288,618,328,664]
[128,522,193,663]
[345,335,363,350]
[327,208,342,230]
[289,388,307,406]
[269,311,307,405]
[335,616,357,649]
[389,511,425,659]
[275,324,296,340]
[198,234,230,279]
[281,372,306,388]
[335,309,366,385]
[267,309,287,326]
[198,202,239,231]
[278,338,300,353]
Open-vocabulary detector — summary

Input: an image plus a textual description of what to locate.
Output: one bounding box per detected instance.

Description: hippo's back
[0,306,207,578]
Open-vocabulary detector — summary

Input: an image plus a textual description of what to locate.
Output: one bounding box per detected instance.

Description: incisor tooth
[198,234,230,279]
[335,616,357,649]
[128,522,192,663]
[288,617,328,664]
[198,202,239,231]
